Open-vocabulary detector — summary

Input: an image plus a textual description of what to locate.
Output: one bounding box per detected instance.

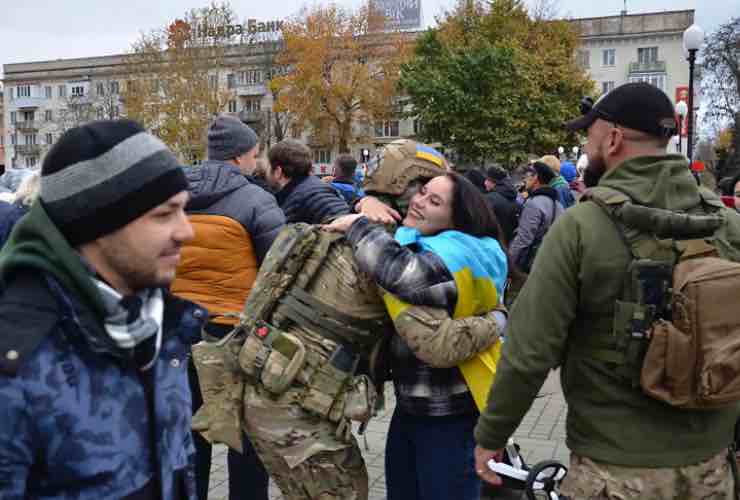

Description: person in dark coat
[484,167,520,245]
[267,139,350,224]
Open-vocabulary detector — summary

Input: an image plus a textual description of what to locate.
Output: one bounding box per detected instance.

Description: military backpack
[579,186,740,409]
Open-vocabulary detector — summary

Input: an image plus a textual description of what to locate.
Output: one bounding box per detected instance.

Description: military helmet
[362,139,448,196]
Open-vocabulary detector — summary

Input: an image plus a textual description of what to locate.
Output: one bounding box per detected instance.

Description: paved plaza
[207,370,568,500]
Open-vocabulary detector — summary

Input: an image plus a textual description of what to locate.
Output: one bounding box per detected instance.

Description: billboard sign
[370,0,422,30]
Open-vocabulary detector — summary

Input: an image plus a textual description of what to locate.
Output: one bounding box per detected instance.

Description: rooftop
[570,9,694,38]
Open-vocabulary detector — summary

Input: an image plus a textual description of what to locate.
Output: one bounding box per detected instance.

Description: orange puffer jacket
[173,214,258,325]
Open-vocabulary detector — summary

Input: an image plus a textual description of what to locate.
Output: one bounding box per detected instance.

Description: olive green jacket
[475,154,740,467]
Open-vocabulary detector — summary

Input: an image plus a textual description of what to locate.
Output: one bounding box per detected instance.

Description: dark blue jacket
[275,175,349,224]
[0,202,28,248]
[331,179,364,205]
[0,202,207,500]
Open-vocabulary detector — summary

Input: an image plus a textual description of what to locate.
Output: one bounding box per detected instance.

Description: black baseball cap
[565,82,677,138]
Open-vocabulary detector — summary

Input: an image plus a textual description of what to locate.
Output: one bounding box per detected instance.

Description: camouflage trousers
[559,451,735,500]
[242,384,369,500]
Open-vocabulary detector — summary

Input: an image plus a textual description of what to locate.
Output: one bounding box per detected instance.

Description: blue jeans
[385,409,481,500]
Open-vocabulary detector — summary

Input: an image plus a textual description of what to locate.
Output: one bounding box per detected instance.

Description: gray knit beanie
[207,115,258,161]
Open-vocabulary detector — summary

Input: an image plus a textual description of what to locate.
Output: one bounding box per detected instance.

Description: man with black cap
[508,161,563,273]
[0,119,207,499]
[171,114,283,500]
[474,82,740,498]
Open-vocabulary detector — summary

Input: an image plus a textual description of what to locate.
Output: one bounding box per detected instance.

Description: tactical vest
[571,186,740,409]
[192,224,394,450]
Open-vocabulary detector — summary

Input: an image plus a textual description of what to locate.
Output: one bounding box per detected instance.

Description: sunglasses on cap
[579,96,616,123]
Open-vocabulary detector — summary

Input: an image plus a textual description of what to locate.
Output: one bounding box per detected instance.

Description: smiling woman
[327,172,508,500]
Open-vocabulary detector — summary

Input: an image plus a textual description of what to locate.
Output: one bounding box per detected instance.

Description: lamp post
[557,146,565,160]
[683,24,704,163]
[675,100,688,155]
[572,146,579,159]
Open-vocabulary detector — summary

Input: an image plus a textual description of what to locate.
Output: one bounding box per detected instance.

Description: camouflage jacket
[0,270,206,499]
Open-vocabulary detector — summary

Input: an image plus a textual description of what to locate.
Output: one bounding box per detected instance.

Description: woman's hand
[355,196,401,224]
[324,214,365,233]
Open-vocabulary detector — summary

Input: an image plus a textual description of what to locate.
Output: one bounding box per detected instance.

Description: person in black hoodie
[484,167,520,245]
[266,139,349,223]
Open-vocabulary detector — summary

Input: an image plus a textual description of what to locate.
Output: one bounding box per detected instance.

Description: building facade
[2,8,695,172]
[572,9,695,155]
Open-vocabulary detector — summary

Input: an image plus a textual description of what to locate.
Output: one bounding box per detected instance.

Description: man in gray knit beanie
[207,115,259,173]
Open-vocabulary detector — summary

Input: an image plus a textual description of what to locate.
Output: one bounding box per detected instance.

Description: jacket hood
[550,175,568,189]
[598,155,698,211]
[0,201,106,319]
[185,161,249,210]
[530,186,559,202]
[494,177,517,202]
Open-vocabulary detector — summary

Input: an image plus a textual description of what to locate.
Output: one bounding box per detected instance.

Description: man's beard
[583,155,606,188]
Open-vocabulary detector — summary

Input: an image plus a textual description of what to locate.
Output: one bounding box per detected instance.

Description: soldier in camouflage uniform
[193,140,507,500]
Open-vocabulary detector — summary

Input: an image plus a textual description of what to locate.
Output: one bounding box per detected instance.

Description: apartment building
[3,8,695,170]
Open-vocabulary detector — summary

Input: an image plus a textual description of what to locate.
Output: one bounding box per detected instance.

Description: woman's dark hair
[463,169,487,192]
[446,172,502,242]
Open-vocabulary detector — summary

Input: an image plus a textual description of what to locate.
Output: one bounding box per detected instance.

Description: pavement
[207,370,568,499]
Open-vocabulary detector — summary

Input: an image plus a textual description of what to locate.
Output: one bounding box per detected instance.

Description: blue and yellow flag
[384,227,508,411]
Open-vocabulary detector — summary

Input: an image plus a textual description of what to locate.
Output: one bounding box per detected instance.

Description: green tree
[400,0,593,167]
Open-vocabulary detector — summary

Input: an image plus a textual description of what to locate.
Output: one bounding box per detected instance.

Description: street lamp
[675,100,688,155]
[683,23,704,162]
[557,146,565,160]
[572,146,579,159]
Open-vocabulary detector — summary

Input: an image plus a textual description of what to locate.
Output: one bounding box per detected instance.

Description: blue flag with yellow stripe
[384,226,507,410]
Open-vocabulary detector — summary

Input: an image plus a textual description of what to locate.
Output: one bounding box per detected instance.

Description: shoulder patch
[0,273,61,376]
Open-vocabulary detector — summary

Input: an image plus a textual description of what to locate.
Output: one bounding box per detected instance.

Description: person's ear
[606,127,623,157]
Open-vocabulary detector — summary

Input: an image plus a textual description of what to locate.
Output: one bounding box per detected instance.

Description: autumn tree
[122,3,235,162]
[701,17,740,179]
[271,4,409,153]
[400,0,593,167]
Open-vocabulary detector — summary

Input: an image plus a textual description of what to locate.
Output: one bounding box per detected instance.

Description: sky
[0,0,734,80]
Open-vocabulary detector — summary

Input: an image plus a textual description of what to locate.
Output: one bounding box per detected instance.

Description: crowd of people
[0,81,739,500]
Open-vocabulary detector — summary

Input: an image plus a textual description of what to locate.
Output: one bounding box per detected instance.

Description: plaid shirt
[346,218,477,416]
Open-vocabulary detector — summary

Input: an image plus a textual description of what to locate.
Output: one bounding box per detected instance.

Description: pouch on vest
[300,344,358,423]
[585,188,740,409]
[191,327,246,452]
[238,320,306,395]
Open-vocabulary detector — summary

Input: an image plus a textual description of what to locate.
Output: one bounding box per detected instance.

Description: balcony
[628,60,666,74]
[14,121,38,132]
[15,144,41,156]
[236,83,268,97]
[13,97,45,109]
[239,110,263,123]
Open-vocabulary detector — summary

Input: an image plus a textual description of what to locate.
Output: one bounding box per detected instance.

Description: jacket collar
[275,175,309,206]
[530,186,559,201]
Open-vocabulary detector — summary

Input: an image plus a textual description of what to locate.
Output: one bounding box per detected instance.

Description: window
[24,134,37,145]
[22,111,34,122]
[228,100,237,113]
[602,49,615,67]
[45,110,53,121]
[16,85,31,98]
[111,105,120,119]
[238,69,263,85]
[629,74,666,91]
[374,120,400,138]
[97,107,105,120]
[96,82,105,96]
[109,81,119,94]
[243,98,261,113]
[637,47,659,64]
[313,149,332,164]
[577,50,590,69]
[413,118,423,135]
[227,74,236,89]
[209,74,218,89]
[10,133,17,145]
[44,86,52,98]
[602,81,615,94]
[71,86,85,97]
[10,112,16,124]
[58,85,66,98]
[25,156,37,168]
[45,133,53,145]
